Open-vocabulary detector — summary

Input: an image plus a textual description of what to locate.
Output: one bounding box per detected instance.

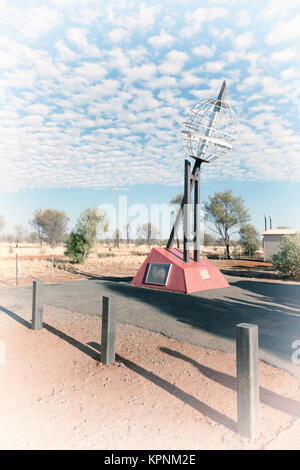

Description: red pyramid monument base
[132,247,229,294]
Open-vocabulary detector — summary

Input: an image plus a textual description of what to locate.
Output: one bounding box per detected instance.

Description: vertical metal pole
[51,249,54,280]
[101,296,116,365]
[194,163,201,262]
[183,159,191,263]
[16,253,18,286]
[236,323,259,440]
[32,280,44,330]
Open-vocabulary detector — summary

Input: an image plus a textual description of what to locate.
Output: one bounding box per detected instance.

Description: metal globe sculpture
[182,97,237,162]
[132,80,235,294]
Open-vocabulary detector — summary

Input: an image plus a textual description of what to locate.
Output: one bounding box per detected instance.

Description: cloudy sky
[0,0,299,234]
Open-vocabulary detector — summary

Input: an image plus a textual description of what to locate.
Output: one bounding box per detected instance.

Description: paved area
[0,277,300,377]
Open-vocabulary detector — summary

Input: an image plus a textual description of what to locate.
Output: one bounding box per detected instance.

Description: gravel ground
[0,289,299,450]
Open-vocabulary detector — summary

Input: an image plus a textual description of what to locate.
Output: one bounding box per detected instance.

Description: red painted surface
[132,247,229,293]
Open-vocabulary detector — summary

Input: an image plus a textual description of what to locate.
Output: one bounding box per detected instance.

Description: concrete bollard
[101,296,116,365]
[236,323,259,440]
[32,280,44,330]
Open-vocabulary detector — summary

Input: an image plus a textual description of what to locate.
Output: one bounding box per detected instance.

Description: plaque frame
[144,262,172,286]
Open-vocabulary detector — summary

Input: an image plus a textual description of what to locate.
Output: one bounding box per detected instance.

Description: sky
[0,0,299,237]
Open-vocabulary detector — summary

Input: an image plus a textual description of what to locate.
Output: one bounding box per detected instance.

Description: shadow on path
[88,341,236,432]
[0,305,100,361]
[104,281,300,364]
[0,304,236,432]
[2,302,299,432]
[160,347,300,418]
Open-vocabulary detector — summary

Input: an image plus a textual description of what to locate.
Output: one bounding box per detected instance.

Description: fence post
[32,280,44,330]
[236,323,259,440]
[16,253,18,286]
[101,296,116,365]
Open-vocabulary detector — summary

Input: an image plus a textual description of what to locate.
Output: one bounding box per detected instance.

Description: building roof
[262,229,300,236]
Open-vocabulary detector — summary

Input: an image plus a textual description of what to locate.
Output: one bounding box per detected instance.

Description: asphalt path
[0,277,300,376]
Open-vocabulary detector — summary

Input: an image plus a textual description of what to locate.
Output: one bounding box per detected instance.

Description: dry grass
[0,242,264,286]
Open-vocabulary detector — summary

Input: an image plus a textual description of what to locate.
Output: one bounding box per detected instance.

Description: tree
[29,232,39,244]
[239,224,260,257]
[203,232,216,246]
[140,222,159,247]
[114,228,120,248]
[170,193,183,248]
[29,209,69,248]
[43,209,69,248]
[14,225,26,247]
[272,234,300,280]
[29,209,46,246]
[65,207,109,263]
[204,190,250,259]
[124,223,131,246]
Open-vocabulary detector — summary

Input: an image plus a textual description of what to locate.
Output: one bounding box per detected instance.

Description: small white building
[262,229,300,261]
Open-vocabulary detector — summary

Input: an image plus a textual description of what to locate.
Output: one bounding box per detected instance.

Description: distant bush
[97,253,115,259]
[272,234,300,280]
[239,224,260,258]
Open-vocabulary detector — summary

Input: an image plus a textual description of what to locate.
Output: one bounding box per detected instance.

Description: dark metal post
[194,163,201,262]
[166,160,200,250]
[101,296,116,365]
[183,159,191,263]
[32,280,44,330]
[236,323,259,440]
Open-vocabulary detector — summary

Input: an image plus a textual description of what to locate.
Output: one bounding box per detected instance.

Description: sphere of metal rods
[182,99,238,162]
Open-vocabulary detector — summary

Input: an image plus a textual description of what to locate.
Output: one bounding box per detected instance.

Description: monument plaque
[145,262,171,286]
[199,269,210,280]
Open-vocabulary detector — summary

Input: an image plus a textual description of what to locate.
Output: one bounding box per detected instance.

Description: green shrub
[242,240,259,257]
[272,234,300,280]
[65,232,86,264]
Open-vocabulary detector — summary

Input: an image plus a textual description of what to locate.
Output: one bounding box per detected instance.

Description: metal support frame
[183,159,191,262]
[166,80,228,259]
[193,162,201,262]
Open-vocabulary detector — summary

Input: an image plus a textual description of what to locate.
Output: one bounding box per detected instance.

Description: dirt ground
[1,242,299,450]
[0,297,299,450]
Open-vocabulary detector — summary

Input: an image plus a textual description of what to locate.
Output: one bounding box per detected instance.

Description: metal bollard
[236,323,259,440]
[32,280,44,330]
[101,296,116,365]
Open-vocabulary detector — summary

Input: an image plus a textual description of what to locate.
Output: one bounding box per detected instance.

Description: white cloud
[280,67,299,81]
[148,29,175,48]
[180,71,204,87]
[75,62,107,80]
[108,28,128,43]
[270,47,297,63]
[233,32,255,50]
[106,3,160,31]
[204,60,226,73]
[181,6,229,38]
[262,0,300,20]
[107,47,130,72]
[159,50,189,75]
[55,40,78,62]
[266,15,300,45]
[192,44,216,58]
[149,76,178,89]
[6,6,62,42]
[0,0,299,194]
[237,10,251,27]
[67,27,100,57]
